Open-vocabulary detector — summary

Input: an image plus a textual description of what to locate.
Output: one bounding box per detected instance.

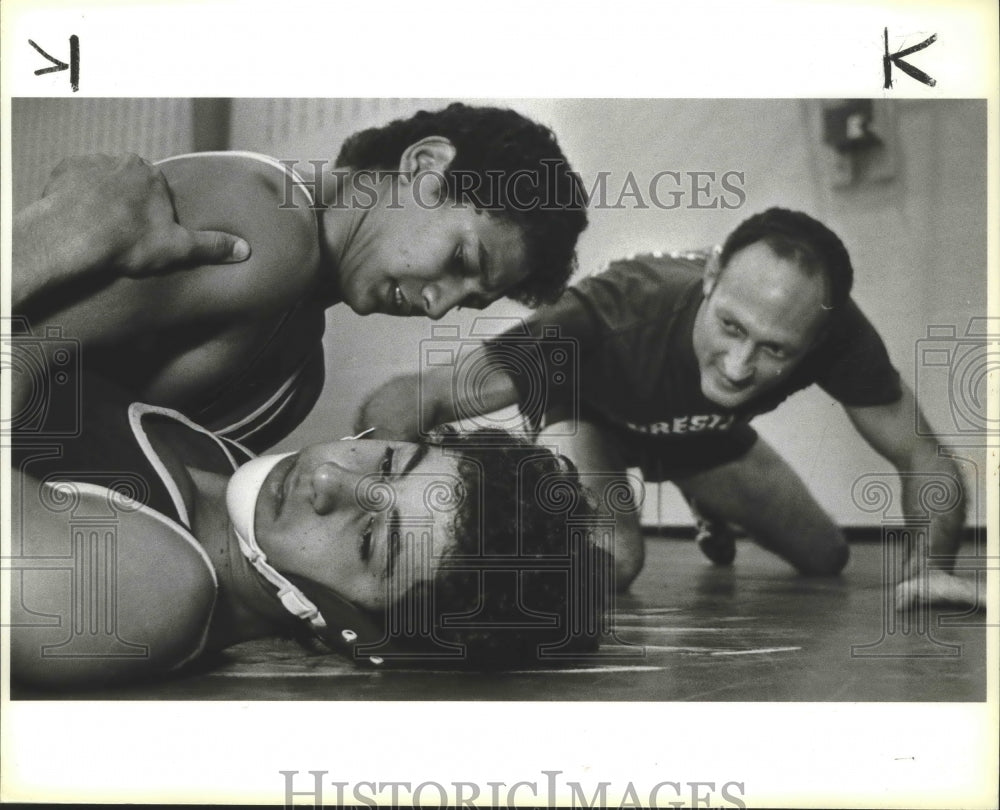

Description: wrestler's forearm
[356,345,522,440]
[15,153,250,313]
[430,344,521,424]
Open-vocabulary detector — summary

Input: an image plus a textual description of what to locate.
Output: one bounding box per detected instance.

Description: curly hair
[336,103,589,307]
[718,207,855,311]
[355,428,612,670]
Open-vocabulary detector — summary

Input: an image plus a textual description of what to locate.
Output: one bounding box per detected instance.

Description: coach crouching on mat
[357,208,982,610]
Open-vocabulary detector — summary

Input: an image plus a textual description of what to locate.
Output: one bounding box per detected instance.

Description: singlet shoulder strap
[128,402,249,529]
[154,151,315,206]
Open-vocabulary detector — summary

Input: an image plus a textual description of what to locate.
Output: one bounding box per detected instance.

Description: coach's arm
[845,381,983,611]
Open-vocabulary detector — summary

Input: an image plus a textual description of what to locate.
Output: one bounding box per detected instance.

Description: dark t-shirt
[486,249,902,479]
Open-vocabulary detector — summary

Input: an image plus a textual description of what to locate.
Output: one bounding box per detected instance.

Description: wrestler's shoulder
[11,496,217,689]
[155,152,323,312]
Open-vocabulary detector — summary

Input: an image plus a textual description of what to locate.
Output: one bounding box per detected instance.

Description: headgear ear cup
[284,574,389,666]
[226,452,386,665]
[227,435,393,665]
[226,452,294,549]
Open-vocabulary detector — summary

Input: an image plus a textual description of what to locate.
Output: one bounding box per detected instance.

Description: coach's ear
[703,250,722,297]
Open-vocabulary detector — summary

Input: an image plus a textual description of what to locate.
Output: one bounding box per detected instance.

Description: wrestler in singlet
[18,153,328,451]
[11,372,389,689]
[10,374,253,688]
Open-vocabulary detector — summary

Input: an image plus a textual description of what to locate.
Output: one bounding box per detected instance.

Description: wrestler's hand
[354,374,429,441]
[895,569,985,612]
[37,153,250,278]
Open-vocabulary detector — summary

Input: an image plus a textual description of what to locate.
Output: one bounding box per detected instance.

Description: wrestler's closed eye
[360,516,375,562]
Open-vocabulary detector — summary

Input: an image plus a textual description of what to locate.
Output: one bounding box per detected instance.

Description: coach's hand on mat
[355,374,431,441]
[39,153,251,278]
[895,569,985,611]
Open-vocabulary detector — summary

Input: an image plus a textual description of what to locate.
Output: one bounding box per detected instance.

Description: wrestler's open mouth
[389,280,412,315]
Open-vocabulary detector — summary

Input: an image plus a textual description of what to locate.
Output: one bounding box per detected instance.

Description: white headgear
[225,431,384,664]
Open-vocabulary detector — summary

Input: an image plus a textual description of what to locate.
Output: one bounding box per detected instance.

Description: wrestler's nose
[421,279,468,320]
[310,463,359,515]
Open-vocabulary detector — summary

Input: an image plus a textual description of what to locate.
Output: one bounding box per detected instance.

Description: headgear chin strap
[225,442,385,665]
[284,573,391,663]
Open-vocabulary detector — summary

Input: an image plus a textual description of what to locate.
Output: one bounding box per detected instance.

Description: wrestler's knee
[793,528,850,577]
